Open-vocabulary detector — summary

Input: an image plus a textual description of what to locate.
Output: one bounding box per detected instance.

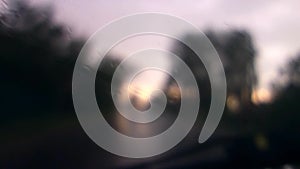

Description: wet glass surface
[0,0,300,168]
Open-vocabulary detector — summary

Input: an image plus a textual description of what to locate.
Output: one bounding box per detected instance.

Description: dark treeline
[0,1,83,121]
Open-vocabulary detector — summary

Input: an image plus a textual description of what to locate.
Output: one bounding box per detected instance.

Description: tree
[0,1,83,120]
[169,30,257,113]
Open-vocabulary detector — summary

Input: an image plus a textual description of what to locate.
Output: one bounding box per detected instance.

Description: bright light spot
[128,84,154,102]
[126,83,156,110]
[226,94,240,112]
[251,88,273,104]
[167,84,180,103]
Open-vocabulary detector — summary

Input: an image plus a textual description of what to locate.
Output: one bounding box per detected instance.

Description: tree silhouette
[170,30,257,113]
[268,53,300,133]
[0,1,83,122]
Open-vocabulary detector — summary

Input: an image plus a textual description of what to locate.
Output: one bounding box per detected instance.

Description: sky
[25,0,300,91]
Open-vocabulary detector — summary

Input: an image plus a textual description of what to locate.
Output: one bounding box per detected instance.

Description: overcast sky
[27,0,300,90]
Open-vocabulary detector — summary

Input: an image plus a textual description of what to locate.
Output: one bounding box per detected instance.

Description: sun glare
[128,84,154,102]
[251,88,273,104]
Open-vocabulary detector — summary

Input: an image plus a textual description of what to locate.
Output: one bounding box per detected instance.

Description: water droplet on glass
[64,26,72,40]
[110,61,116,68]
[82,65,92,72]
[0,0,8,10]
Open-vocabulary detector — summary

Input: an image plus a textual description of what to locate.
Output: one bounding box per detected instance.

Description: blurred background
[0,0,300,168]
